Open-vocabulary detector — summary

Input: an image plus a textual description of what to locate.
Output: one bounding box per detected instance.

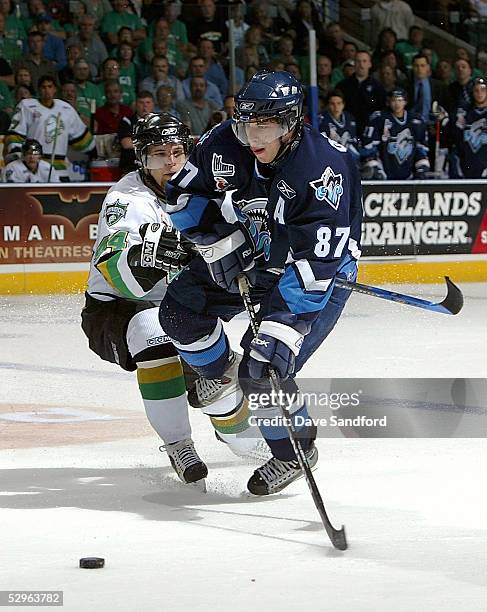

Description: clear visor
[232,117,290,147]
[144,143,185,169]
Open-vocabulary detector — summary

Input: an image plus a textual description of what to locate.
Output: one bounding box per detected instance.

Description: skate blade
[189,478,207,493]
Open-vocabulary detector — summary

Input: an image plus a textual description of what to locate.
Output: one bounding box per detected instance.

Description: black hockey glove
[139,223,193,275]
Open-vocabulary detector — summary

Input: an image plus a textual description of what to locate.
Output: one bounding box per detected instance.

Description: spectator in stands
[34,15,66,70]
[67,15,108,79]
[0,11,22,66]
[198,38,228,99]
[177,76,219,136]
[187,0,226,53]
[435,59,454,86]
[337,50,387,136]
[0,78,13,115]
[370,0,414,42]
[23,0,65,39]
[469,0,487,17]
[162,1,189,50]
[59,43,84,84]
[377,64,398,94]
[6,74,95,179]
[319,89,360,163]
[101,0,145,47]
[372,28,398,68]
[317,55,333,99]
[407,54,450,122]
[420,45,439,72]
[74,59,102,118]
[182,56,223,107]
[14,85,33,104]
[272,36,298,68]
[449,58,475,112]
[376,51,407,86]
[14,68,34,93]
[396,26,425,72]
[0,57,14,88]
[116,42,140,96]
[95,79,132,134]
[0,0,26,41]
[14,30,59,93]
[61,80,78,110]
[139,16,184,72]
[250,1,286,52]
[289,0,322,55]
[223,94,235,118]
[96,58,135,107]
[118,89,154,174]
[237,26,269,71]
[331,42,357,86]
[450,77,487,178]
[139,56,184,102]
[285,62,302,82]
[80,0,112,27]
[155,84,179,117]
[225,3,249,49]
[320,22,347,66]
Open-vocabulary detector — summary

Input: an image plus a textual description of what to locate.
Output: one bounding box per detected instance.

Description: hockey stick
[238,274,348,551]
[48,112,62,182]
[334,276,463,315]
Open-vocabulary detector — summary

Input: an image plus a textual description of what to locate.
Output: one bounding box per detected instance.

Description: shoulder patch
[105,198,129,226]
[309,167,344,210]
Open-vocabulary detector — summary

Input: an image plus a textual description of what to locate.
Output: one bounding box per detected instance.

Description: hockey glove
[139,223,193,275]
[196,223,256,293]
[248,320,308,380]
[414,160,430,180]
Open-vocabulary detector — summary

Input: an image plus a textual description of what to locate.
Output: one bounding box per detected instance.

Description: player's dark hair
[37,74,56,89]
[326,89,345,104]
[413,53,430,65]
[137,90,154,100]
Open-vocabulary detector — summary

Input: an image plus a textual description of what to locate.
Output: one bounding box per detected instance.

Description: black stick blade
[440,277,464,315]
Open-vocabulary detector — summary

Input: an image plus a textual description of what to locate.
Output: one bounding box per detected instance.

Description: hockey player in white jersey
[5,75,95,180]
[82,112,267,485]
[2,139,60,183]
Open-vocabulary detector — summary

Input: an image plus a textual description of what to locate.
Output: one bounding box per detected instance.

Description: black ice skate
[188,351,241,409]
[247,443,319,495]
[163,438,208,484]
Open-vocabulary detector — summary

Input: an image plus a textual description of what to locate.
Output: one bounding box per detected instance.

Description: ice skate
[162,438,208,484]
[188,351,241,409]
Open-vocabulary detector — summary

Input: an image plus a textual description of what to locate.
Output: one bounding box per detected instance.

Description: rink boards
[0,180,486,294]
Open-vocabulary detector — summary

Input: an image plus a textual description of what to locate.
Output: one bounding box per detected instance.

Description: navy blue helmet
[232,70,304,148]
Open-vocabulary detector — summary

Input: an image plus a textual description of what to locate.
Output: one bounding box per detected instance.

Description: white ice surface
[0,283,486,611]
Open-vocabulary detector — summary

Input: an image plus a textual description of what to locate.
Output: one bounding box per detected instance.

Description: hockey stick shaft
[334,276,463,315]
[238,275,348,550]
[48,112,61,182]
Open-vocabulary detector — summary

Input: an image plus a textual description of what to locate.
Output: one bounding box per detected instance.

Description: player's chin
[251,147,270,162]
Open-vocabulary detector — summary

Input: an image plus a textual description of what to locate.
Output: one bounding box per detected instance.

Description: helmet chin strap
[140,167,167,200]
[268,126,302,169]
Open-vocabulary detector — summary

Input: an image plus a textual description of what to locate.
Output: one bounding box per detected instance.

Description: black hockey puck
[79,557,105,569]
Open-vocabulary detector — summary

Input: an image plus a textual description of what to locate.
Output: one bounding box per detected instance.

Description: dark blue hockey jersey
[452,105,487,178]
[319,111,360,162]
[362,110,430,179]
[166,121,363,332]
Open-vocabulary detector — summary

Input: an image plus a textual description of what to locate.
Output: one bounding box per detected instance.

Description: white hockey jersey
[87,170,172,303]
[2,158,61,183]
[6,98,95,169]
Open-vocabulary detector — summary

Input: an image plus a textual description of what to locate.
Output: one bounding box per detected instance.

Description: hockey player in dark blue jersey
[362,88,430,180]
[159,71,363,495]
[451,77,487,178]
[319,90,360,163]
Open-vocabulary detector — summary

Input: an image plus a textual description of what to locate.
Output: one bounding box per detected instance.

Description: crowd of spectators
[0,0,485,182]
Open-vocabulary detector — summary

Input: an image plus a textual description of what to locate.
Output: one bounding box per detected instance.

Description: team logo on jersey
[44,114,65,145]
[214,176,233,191]
[105,199,129,226]
[464,118,487,153]
[309,167,344,210]
[277,180,296,199]
[212,153,235,176]
[234,197,271,261]
[386,128,413,164]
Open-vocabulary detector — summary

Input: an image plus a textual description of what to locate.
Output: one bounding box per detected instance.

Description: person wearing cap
[2,138,60,182]
[34,14,67,70]
[362,87,430,180]
[450,77,487,178]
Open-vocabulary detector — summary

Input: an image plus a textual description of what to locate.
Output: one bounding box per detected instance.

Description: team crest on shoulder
[105,199,129,226]
[309,167,344,210]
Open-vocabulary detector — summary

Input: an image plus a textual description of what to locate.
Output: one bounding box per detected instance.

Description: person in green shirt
[396,26,438,73]
[95,57,135,107]
[0,79,13,114]
[22,0,65,39]
[73,58,103,117]
[0,11,22,64]
[100,0,146,47]
[116,42,140,95]
[138,17,184,72]
[0,0,26,39]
